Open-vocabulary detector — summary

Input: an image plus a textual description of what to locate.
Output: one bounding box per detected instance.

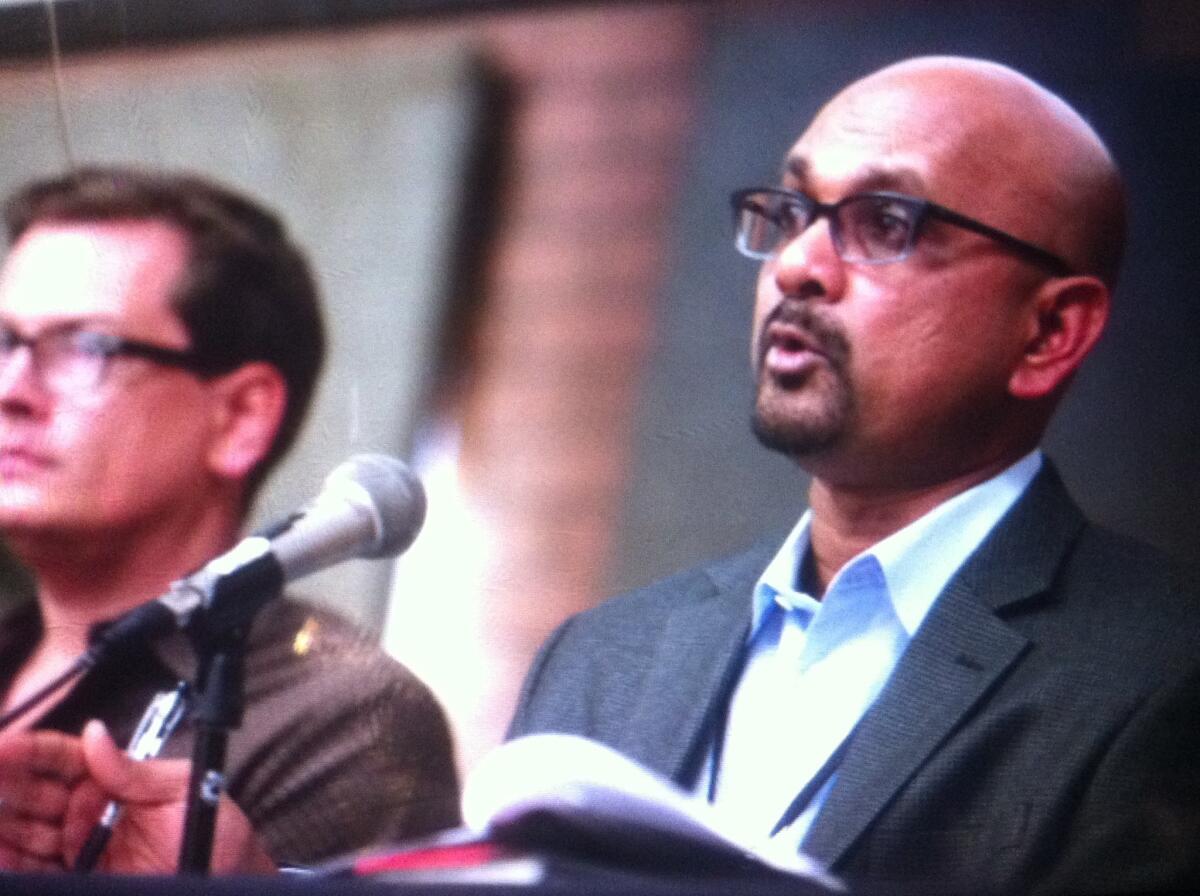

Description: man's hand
[63,720,277,874]
[0,729,87,871]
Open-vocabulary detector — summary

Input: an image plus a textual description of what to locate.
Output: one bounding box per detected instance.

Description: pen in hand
[72,682,190,873]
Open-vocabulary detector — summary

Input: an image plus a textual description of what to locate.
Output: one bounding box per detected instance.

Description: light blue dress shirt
[706,450,1043,855]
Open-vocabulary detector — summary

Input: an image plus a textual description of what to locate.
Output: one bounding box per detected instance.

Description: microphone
[91,454,426,655]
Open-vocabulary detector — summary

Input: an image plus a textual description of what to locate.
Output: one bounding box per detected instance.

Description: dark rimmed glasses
[0,323,215,395]
[731,187,1073,276]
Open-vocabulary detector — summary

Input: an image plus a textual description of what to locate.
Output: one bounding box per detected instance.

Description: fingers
[76,721,274,875]
[67,720,194,873]
[0,840,62,873]
[0,728,86,780]
[0,730,86,871]
[0,771,76,819]
[78,719,124,789]
[0,808,65,861]
[61,775,110,866]
[80,720,190,803]
[0,729,86,817]
[212,795,278,874]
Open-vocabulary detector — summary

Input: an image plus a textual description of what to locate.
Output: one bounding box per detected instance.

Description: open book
[338,733,840,889]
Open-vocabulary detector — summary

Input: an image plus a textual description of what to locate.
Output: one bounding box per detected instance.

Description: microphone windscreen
[322,454,426,558]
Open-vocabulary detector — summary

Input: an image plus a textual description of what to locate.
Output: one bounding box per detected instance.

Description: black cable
[0,647,97,732]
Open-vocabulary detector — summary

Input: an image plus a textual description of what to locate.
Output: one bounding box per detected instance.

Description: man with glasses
[505,56,1200,893]
[0,167,459,871]
[35,57,1199,890]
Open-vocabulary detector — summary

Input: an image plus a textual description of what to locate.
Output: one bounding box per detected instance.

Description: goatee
[751,301,854,458]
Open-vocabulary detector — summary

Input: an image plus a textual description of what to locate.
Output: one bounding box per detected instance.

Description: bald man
[46,57,1200,893]
[509,57,1200,894]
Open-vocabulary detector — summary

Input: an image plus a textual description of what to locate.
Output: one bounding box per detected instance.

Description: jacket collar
[801,462,1085,866]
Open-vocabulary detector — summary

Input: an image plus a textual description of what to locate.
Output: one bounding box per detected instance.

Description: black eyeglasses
[0,323,213,395]
[731,187,1073,276]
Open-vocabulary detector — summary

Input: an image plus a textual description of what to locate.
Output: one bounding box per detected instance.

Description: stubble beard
[750,303,855,460]
[751,372,855,459]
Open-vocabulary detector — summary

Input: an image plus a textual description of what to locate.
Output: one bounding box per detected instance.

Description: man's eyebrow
[0,315,122,336]
[784,155,808,184]
[852,165,928,195]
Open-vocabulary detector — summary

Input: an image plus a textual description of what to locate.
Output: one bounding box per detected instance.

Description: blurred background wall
[0,0,1196,777]
[0,33,489,631]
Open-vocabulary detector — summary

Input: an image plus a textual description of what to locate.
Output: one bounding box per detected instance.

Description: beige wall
[0,29,487,629]
[0,4,707,778]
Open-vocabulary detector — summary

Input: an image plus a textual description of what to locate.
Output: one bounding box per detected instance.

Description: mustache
[756,301,851,372]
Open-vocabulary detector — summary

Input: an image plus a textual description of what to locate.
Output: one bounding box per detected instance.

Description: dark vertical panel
[613,0,1199,592]
[0,0,582,57]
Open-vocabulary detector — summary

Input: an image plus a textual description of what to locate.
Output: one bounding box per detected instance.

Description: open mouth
[761,323,827,377]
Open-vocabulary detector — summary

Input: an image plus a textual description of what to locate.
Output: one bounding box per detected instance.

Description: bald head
[802,56,1126,286]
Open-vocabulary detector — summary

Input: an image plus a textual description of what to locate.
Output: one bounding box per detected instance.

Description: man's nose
[0,347,46,409]
[769,216,846,301]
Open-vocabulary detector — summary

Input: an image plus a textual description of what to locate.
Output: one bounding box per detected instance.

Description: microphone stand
[177,625,247,873]
[177,554,283,874]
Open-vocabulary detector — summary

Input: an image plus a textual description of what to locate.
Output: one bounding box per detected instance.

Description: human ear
[205,362,287,481]
[1008,275,1110,400]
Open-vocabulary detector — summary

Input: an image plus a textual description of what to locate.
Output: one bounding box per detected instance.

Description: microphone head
[321,454,426,559]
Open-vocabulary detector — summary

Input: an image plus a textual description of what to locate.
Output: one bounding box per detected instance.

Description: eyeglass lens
[735,191,922,263]
[0,327,109,393]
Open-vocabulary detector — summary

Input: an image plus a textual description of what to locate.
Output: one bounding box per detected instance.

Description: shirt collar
[752,512,816,632]
[751,450,1043,638]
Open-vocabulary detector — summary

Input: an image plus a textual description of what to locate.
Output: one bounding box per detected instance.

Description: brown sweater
[0,597,461,866]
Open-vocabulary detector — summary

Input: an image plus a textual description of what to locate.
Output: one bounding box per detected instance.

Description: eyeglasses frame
[730,187,1074,277]
[0,325,218,393]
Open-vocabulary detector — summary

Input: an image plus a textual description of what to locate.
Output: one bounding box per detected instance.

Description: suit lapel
[800,577,1030,866]
[802,464,1086,867]
[617,538,780,785]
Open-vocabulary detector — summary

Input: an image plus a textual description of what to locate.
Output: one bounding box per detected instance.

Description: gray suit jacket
[509,465,1200,894]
